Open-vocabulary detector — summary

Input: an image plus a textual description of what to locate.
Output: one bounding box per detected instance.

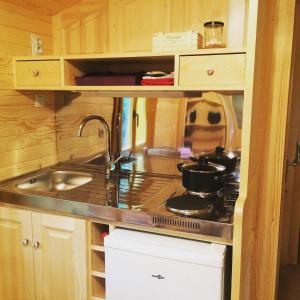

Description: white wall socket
[31,33,43,55]
[34,94,46,107]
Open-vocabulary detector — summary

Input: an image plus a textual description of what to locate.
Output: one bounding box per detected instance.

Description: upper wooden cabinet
[13,49,246,92]
[14,60,61,87]
[179,54,246,87]
[52,0,229,54]
[0,206,87,300]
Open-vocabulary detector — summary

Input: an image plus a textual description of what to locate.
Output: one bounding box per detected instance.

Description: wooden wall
[55,92,114,162]
[52,0,229,54]
[0,1,57,181]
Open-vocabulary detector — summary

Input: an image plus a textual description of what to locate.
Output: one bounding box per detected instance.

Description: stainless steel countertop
[0,156,234,241]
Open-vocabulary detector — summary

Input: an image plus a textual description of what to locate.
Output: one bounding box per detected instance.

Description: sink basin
[16,171,93,192]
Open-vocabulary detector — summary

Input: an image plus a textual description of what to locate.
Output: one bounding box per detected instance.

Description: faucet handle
[109,154,124,171]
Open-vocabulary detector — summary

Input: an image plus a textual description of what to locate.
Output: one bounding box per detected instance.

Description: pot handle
[189,156,199,162]
[177,162,184,172]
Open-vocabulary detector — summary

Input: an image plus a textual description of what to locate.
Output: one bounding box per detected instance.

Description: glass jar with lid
[204,21,225,48]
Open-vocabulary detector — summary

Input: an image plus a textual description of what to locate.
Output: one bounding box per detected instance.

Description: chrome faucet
[77,115,118,177]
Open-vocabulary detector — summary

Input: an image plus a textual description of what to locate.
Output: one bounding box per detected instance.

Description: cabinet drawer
[179,54,245,87]
[15,60,61,86]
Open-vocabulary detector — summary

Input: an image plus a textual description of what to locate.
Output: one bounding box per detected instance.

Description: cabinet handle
[207,69,215,76]
[32,241,40,248]
[22,239,29,247]
[32,70,39,77]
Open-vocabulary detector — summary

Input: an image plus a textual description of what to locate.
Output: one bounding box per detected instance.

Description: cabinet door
[109,0,169,52]
[32,213,87,300]
[0,206,35,300]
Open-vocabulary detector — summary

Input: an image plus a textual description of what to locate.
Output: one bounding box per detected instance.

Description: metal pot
[177,158,226,193]
[198,146,238,173]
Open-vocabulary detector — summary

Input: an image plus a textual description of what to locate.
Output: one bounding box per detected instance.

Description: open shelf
[89,222,110,300]
[92,276,106,299]
[91,250,105,273]
[91,223,109,247]
[13,48,246,95]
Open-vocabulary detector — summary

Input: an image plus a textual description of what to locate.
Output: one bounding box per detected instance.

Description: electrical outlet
[31,34,43,55]
[34,94,46,107]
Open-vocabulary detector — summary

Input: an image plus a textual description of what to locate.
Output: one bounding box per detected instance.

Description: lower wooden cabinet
[0,206,87,300]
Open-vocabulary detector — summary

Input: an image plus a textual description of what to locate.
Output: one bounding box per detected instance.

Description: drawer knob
[32,70,39,77]
[207,69,215,76]
[21,239,29,247]
[32,241,40,248]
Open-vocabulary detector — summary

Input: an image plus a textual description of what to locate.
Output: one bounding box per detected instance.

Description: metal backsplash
[112,92,243,159]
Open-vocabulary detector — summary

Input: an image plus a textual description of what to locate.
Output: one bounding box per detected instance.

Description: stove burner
[165,194,213,217]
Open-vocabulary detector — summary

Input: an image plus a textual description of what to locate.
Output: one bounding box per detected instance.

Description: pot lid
[200,146,238,161]
[183,158,226,173]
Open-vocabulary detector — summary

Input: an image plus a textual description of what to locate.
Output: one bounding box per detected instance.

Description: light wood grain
[0,206,35,300]
[55,93,114,161]
[52,0,229,54]
[15,60,61,87]
[32,212,87,300]
[179,54,246,87]
[0,2,57,181]
[4,0,81,16]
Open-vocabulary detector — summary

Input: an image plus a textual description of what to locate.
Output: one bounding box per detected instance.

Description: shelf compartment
[91,223,109,246]
[91,250,105,273]
[92,276,106,299]
[64,55,175,87]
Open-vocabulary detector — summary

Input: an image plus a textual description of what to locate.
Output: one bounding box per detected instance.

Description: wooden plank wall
[55,93,114,162]
[0,1,57,181]
[52,0,229,54]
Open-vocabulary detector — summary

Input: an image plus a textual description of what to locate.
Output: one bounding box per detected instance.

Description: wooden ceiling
[5,0,81,15]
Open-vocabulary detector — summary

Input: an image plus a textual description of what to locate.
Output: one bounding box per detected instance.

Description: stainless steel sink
[16,171,93,192]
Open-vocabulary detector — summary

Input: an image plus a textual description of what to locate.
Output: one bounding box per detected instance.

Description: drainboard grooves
[152,215,202,232]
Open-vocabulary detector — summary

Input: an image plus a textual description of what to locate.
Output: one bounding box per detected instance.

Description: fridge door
[105,229,226,300]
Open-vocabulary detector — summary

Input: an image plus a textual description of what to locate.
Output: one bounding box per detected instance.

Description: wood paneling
[4,0,81,16]
[52,0,229,54]
[55,92,114,162]
[0,2,57,181]
[32,212,87,300]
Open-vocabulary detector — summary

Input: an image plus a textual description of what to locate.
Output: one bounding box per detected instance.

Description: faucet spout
[77,115,112,176]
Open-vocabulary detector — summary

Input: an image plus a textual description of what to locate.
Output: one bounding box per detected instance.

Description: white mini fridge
[104,229,227,300]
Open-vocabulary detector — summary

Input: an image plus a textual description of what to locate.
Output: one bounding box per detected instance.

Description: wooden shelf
[13,48,246,95]
[92,277,106,299]
[92,271,106,278]
[14,47,246,61]
[91,245,105,252]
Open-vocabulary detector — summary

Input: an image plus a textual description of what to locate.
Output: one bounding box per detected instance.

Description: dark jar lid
[204,21,224,28]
